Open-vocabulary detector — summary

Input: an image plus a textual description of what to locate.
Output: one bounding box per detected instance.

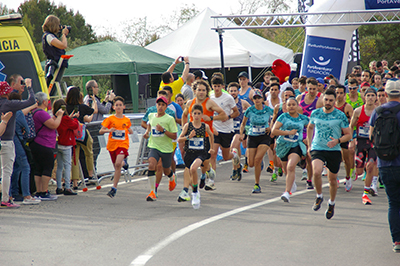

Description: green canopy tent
[61,40,182,112]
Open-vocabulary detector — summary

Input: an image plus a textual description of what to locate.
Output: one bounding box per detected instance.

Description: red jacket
[57,116,79,146]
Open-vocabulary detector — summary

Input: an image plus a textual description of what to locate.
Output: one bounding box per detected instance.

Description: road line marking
[129,180,338,266]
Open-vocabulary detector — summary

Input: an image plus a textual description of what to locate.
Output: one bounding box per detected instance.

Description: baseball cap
[361,82,371,87]
[316,77,325,84]
[0,81,13,95]
[253,89,263,98]
[238,71,249,79]
[193,70,208,80]
[156,96,168,104]
[364,88,377,96]
[385,78,400,96]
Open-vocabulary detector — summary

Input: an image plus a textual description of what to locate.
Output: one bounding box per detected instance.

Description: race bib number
[152,128,164,137]
[358,126,369,138]
[283,132,299,143]
[188,137,204,150]
[252,125,265,135]
[234,120,240,130]
[111,130,126,140]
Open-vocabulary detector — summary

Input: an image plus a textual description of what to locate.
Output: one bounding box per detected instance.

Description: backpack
[26,109,45,143]
[74,122,86,142]
[372,103,400,161]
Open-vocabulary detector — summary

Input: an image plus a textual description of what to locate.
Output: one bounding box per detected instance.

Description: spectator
[30,92,63,201]
[180,73,195,101]
[160,56,190,101]
[175,93,185,110]
[65,86,97,188]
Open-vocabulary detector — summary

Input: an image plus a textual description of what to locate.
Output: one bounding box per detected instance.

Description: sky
[2,0,249,38]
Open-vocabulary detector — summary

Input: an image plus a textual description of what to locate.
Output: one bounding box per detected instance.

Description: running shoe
[270,173,277,182]
[306,180,314,189]
[379,183,385,189]
[232,148,240,167]
[393,242,400,253]
[243,164,249,173]
[297,157,306,169]
[199,173,206,189]
[325,203,335,219]
[345,178,353,192]
[192,192,200,209]
[281,191,290,203]
[252,184,261,193]
[107,188,117,198]
[146,191,157,201]
[177,190,191,202]
[312,197,323,211]
[362,193,372,205]
[237,164,243,181]
[1,200,20,208]
[123,158,129,171]
[22,197,41,205]
[169,173,176,191]
[291,181,297,194]
[370,185,378,197]
[266,164,273,173]
[278,167,283,177]
[207,167,216,181]
[205,180,216,191]
[230,169,238,181]
[322,167,327,176]
[361,172,366,181]
[40,191,58,201]
[350,168,357,181]
[56,188,64,195]
[301,170,308,181]
[64,188,77,196]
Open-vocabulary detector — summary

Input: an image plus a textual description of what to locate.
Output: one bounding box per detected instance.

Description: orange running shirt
[189,97,213,134]
[102,115,131,151]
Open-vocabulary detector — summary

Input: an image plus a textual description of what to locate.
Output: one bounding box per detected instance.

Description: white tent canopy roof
[146,8,293,69]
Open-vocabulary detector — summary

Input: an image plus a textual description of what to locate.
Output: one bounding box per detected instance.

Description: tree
[0,4,15,15]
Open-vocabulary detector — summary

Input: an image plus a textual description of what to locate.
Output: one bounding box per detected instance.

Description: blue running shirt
[309,108,349,151]
[244,105,274,136]
[276,112,309,148]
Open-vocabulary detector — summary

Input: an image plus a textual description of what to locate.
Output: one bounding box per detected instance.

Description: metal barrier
[82,115,149,184]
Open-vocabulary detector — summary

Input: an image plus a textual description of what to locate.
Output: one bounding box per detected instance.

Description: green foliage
[359,23,400,68]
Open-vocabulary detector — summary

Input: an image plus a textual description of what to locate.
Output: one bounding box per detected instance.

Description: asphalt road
[1,159,398,266]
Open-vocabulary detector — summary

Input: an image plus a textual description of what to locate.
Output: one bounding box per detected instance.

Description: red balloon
[271,59,291,85]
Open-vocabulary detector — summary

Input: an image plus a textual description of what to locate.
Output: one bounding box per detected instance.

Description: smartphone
[179,56,184,62]
[61,105,66,111]
[87,87,93,96]
[74,105,79,113]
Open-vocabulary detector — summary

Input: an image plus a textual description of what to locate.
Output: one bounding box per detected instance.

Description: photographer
[42,15,69,85]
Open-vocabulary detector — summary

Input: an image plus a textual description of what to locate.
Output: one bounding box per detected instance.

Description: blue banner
[301,35,345,79]
[365,0,400,10]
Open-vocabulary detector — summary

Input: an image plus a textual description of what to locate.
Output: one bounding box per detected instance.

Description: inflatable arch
[300,0,400,83]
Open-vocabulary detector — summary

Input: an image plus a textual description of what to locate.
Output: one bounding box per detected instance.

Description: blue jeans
[11,140,31,197]
[379,166,400,243]
[56,146,72,189]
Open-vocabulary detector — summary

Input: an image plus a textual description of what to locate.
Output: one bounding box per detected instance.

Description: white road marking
[129,180,339,266]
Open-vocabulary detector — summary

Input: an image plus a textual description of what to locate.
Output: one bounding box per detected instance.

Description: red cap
[361,82,370,87]
[0,81,12,95]
[156,96,168,105]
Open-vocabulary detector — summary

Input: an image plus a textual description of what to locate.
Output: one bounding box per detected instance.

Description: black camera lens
[20,80,25,86]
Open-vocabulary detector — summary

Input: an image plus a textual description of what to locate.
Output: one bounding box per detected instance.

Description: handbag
[74,122,86,142]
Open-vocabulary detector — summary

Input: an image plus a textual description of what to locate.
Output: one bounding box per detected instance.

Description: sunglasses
[348,86,358,90]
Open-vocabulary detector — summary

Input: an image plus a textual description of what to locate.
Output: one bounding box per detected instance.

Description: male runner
[307,88,351,219]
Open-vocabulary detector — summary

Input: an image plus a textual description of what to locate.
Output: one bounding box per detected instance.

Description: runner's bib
[358,126,369,138]
[234,121,240,130]
[152,128,165,137]
[252,125,265,135]
[188,137,204,150]
[112,130,126,140]
[283,132,299,143]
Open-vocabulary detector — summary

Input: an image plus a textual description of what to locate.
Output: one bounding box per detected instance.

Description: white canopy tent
[146,8,293,76]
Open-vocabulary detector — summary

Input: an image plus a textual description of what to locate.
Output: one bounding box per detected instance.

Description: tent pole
[217,28,226,84]
[248,66,252,83]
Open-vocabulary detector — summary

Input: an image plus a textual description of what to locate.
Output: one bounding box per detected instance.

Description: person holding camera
[160,56,190,101]
[83,80,115,121]
[42,15,69,85]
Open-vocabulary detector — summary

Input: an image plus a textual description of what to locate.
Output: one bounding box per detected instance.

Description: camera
[74,105,79,113]
[61,105,66,111]
[60,25,72,33]
[179,56,184,62]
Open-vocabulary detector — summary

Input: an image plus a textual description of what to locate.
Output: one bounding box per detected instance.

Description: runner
[143,96,178,201]
[349,88,379,204]
[228,82,250,180]
[239,89,274,193]
[182,80,227,191]
[264,83,283,180]
[334,85,354,190]
[210,76,240,180]
[272,97,309,203]
[346,78,364,109]
[296,78,323,189]
[177,104,214,209]
[307,88,351,219]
